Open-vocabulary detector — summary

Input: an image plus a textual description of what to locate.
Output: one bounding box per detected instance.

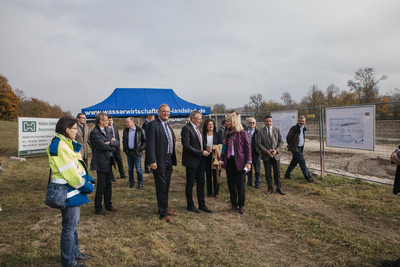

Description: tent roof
[81,88,210,118]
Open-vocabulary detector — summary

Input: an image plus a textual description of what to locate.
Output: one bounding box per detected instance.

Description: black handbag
[45,169,68,209]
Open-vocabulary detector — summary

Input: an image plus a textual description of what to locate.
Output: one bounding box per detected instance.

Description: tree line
[1,67,399,121]
[210,67,400,121]
[0,75,71,120]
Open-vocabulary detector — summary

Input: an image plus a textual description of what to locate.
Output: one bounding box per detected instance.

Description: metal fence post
[318,105,325,177]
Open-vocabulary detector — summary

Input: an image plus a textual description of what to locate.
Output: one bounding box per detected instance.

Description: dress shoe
[382,257,400,267]
[76,254,93,261]
[111,178,116,182]
[160,215,171,223]
[120,175,127,179]
[255,185,260,189]
[72,263,86,267]
[95,210,107,216]
[187,206,200,213]
[277,188,286,195]
[284,176,291,179]
[206,194,212,197]
[167,211,177,216]
[199,206,212,213]
[247,183,252,187]
[228,206,237,213]
[238,207,245,214]
[145,170,151,174]
[214,195,219,198]
[129,184,134,188]
[106,207,117,212]
[265,189,273,195]
[137,184,143,190]
[306,177,314,183]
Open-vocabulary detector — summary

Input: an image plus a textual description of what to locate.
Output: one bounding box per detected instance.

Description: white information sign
[326,106,375,150]
[18,117,58,156]
[270,110,298,142]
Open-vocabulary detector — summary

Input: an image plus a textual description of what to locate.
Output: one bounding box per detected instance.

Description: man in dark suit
[123,117,146,189]
[146,104,177,223]
[181,110,212,214]
[108,117,126,180]
[258,115,285,195]
[246,117,261,188]
[75,113,90,165]
[90,112,119,215]
[142,114,155,173]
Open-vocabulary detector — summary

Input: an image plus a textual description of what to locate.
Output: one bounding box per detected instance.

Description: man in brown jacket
[75,113,90,165]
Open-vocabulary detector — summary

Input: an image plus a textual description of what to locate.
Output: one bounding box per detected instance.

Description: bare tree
[347,67,387,104]
[248,93,263,118]
[325,84,340,106]
[281,91,296,109]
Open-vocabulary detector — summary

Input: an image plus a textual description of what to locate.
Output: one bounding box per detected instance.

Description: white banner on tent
[18,117,58,156]
[326,106,375,150]
[270,110,298,142]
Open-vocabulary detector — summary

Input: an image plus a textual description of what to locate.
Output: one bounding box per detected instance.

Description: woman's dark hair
[56,116,77,138]
[202,118,216,133]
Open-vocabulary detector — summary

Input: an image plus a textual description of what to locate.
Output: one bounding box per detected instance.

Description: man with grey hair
[246,117,261,188]
[181,110,212,214]
[90,112,120,215]
[284,116,314,182]
[146,104,177,223]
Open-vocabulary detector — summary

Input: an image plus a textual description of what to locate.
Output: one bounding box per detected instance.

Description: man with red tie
[181,110,212,214]
[146,104,177,223]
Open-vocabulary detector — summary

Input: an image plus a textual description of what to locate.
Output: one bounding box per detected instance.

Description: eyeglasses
[79,117,86,119]
[248,122,256,124]
[71,127,78,130]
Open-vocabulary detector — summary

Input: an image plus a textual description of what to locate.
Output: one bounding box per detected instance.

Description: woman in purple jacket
[219,113,252,214]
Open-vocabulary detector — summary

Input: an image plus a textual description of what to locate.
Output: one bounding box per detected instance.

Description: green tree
[0,75,19,120]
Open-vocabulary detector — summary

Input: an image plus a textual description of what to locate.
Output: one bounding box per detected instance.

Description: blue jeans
[61,206,82,267]
[127,151,143,186]
[285,146,311,179]
[246,156,261,186]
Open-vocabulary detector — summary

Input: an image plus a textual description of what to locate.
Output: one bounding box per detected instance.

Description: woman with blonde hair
[218,113,252,214]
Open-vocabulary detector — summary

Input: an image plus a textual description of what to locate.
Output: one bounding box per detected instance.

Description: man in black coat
[245,117,261,188]
[123,117,146,189]
[108,116,126,180]
[146,104,177,223]
[284,116,313,182]
[142,114,155,173]
[181,110,212,214]
[90,112,120,215]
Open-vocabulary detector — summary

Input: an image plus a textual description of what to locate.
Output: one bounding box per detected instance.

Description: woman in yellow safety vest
[47,116,95,267]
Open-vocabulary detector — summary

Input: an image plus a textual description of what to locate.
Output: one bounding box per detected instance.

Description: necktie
[248,130,253,146]
[267,127,271,143]
[165,123,173,154]
[195,126,203,151]
[110,126,115,138]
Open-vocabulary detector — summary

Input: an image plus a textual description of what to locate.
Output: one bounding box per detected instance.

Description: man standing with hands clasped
[258,115,285,195]
[146,104,177,223]
[181,110,212,214]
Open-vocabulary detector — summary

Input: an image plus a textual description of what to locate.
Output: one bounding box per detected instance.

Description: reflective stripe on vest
[67,190,80,198]
[79,171,86,177]
[58,161,76,173]
[51,178,67,184]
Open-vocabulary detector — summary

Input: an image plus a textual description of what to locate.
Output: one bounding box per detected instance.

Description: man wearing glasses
[75,113,90,165]
[181,110,212,214]
[90,112,119,215]
[246,117,261,188]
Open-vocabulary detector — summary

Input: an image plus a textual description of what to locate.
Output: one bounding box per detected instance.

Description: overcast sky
[1,0,399,115]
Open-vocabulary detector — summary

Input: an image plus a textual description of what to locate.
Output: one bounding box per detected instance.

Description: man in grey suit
[75,113,90,165]
[258,115,285,195]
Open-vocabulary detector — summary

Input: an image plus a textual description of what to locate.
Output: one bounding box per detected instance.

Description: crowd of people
[47,105,315,267]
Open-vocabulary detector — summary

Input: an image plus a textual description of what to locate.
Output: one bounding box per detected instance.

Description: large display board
[18,117,58,156]
[270,110,298,142]
[326,106,375,150]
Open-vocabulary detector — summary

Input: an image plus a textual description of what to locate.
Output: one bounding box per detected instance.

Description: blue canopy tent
[81,88,210,118]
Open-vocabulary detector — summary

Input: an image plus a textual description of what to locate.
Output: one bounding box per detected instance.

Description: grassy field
[1,120,400,266]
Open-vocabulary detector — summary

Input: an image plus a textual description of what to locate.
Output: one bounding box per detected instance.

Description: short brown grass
[1,120,400,266]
